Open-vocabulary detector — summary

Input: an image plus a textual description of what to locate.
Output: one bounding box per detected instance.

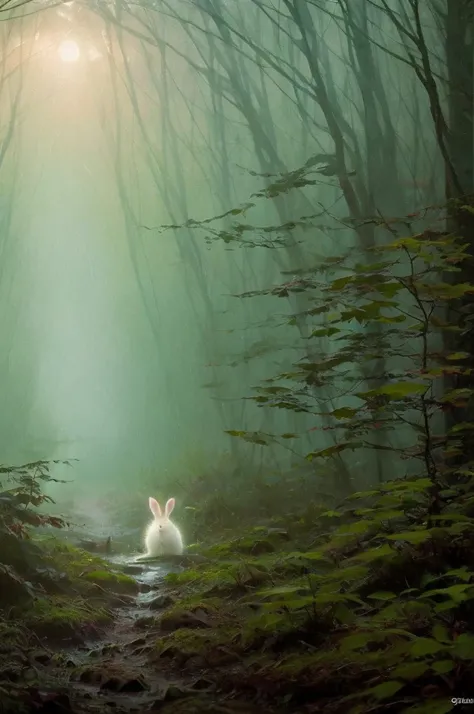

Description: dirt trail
[35,555,221,714]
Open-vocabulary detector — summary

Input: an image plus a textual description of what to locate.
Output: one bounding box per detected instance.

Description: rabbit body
[142,497,184,557]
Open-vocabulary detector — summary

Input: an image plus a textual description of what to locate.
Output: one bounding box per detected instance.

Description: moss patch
[83,569,138,592]
[18,595,112,641]
[36,537,138,595]
[5,538,137,645]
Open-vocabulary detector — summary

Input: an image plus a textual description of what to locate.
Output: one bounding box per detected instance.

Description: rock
[149,684,190,705]
[266,527,290,540]
[0,533,44,575]
[191,676,214,691]
[30,650,52,665]
[77,537,112,554]
[149,594,174,610]
[129,636,147,648]
[122,565,145,575]
[0,563,34,606]
[87,649,101,659]
[3,668,20,682]
[133,615,156,629]
[36,693,73,714]
[100,676,148,693]
[107,593,137,607]
[163,684,190,700]
[79,668,103,684]
[160,609,212,632]
[35,567,71,595]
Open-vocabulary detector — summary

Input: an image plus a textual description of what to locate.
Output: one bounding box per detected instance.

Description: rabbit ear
[165,498,175,517]
[149,497,162,517]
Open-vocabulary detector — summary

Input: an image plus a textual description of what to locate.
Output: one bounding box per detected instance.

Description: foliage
[163,161,474,498]
[0,460,71,539]
[155,483,474,713]
[229,220,473,486]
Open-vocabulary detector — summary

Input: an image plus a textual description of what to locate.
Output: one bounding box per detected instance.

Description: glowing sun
[58,40,80,63]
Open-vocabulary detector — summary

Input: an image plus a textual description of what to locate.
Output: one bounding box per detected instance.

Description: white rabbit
[138,496,184,558]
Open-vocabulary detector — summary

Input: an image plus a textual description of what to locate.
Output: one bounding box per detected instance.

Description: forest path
[31,553,250,714]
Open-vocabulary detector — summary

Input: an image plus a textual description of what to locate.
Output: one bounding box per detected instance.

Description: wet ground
[25,518,275,713]
[25,545,218,714]
[58,554,188,712]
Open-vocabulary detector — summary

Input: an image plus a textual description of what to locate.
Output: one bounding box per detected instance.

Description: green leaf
[355,544,395,561]
[334,520,372,536]
[399,699,454,714]
[449,421,474,434]
[420,584,474,602]
[310,327,340,338]
[434,601,458,613]
[410,637,446,657]
[258,585,306,598]
[347,490,380,500]
[331,407,360,419]
[386,530,432,544]
[377,382,428,398]
[415,281,474,300]
[444,567,473,581]
[321,510,342,518]
[339,632,375,651]
[392,661,428,680]
[452,633,474,659]
[400,588,420,596]
[432,624,450,643]
[374,510,405,520]
[333,603,356,624]
[431,660,454,674]
[370,680,404,700]
[376,281,404,297]
[330,276,353,290]
[224,430,271,446]
[366,591,397,601]
[442,388,474,404]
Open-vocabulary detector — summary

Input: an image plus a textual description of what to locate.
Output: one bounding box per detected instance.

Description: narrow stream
[61,552,185,710]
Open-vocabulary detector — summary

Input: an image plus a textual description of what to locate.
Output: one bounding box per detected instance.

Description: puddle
[105,552,182,586]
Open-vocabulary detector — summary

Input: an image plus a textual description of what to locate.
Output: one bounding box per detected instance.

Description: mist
[0,2,473,709]
[1,1,449,499]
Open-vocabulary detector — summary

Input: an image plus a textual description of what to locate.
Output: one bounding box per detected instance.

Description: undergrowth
[154,474,474,714]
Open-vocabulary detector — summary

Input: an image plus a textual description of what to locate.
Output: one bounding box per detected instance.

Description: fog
[0,0,465,515]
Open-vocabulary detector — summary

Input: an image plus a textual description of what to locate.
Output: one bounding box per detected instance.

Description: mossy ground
[4,538,137,645]
[0,536,144,711]
[20,594,113,640]
[36,537,138,593]
[149,482,474,714]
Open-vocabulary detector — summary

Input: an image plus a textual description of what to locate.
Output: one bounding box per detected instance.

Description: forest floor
[1,481,473,714]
